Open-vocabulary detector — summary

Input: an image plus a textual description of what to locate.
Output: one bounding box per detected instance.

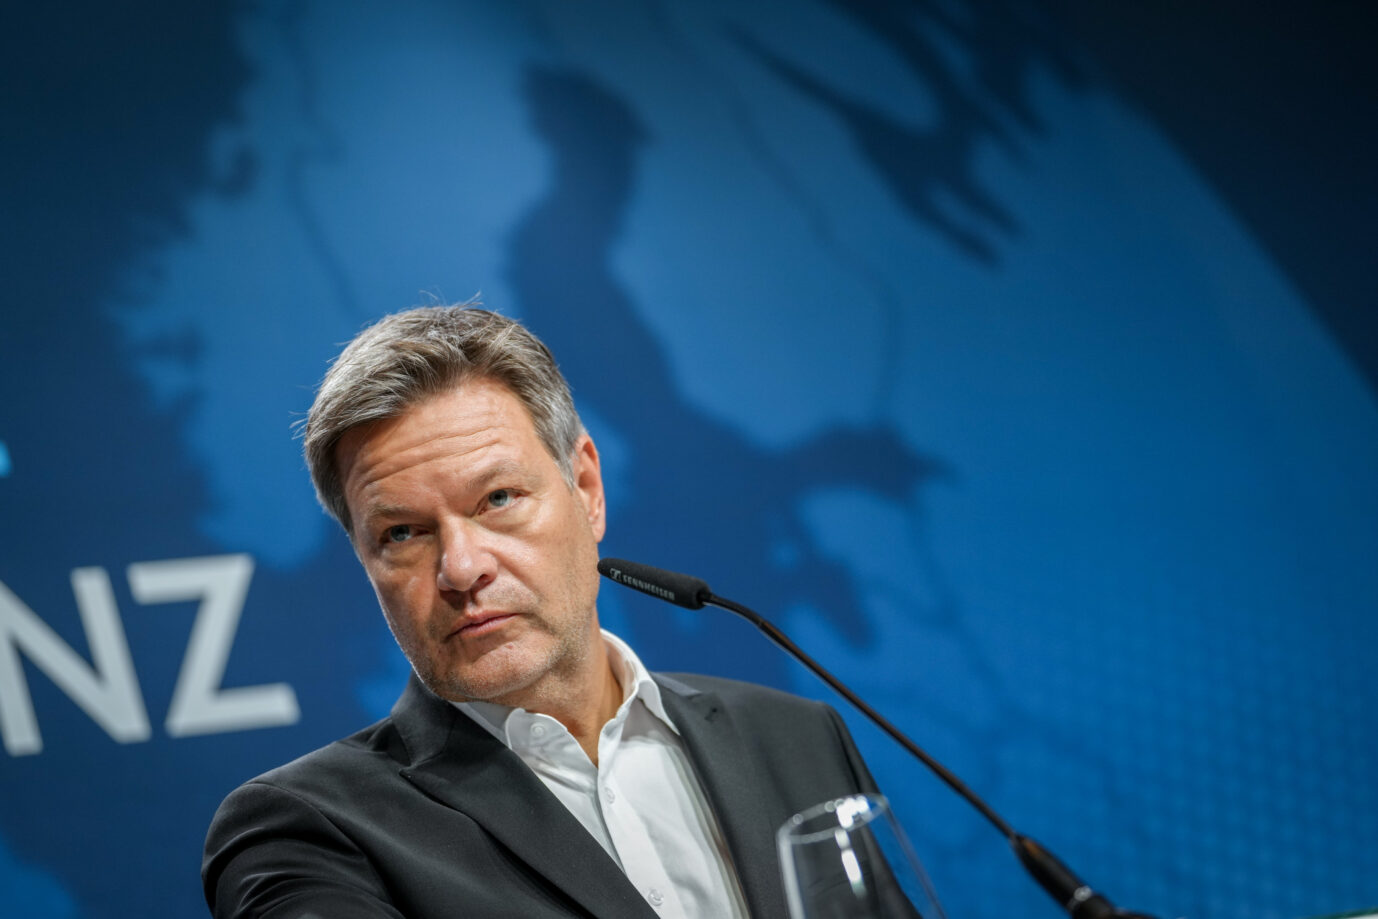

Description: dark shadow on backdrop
[503,65,947,684]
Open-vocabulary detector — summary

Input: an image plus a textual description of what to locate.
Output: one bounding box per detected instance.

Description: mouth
[452,612,518,639]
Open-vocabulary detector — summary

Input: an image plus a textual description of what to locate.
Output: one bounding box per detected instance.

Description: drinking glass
[778,794,947,919]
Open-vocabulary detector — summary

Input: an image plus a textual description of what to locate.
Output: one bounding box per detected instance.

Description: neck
[501,632,623,766]
[561,660,622,766]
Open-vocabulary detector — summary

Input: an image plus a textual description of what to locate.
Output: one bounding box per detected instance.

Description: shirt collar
[603,629,677,733]
[452,629,679,747]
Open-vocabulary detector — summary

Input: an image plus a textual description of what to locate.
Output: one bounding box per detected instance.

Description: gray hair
[302,304,584,532]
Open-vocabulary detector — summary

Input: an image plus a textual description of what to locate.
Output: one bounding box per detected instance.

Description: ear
[570,434,606,542]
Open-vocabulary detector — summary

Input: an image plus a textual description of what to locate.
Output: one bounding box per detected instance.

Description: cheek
[499,535,544,571]
[395,573,430,610]
[372,570,430,625]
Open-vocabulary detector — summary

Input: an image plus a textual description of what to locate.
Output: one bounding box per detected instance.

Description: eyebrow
[355,460,535,529]
[353,503,422,543]
[467,459,528,492]
[360,503,418,525]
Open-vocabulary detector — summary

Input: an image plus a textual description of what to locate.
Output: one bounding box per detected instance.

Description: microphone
[598,556,1159,919]
[597,558,709,610]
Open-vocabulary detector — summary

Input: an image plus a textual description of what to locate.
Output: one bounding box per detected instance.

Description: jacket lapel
[391,677,659,919]
[657,676,791,919]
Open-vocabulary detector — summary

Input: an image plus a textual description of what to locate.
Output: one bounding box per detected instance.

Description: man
[203,305,882,918]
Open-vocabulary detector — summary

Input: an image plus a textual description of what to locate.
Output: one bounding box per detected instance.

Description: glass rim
[777,793,892,846]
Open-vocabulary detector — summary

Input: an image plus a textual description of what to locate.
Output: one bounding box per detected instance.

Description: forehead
[335,380,545,501]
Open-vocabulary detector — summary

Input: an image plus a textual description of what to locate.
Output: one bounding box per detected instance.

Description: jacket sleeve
[203,780,405,919]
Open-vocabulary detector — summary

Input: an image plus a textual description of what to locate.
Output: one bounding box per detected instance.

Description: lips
[452,612,518,638]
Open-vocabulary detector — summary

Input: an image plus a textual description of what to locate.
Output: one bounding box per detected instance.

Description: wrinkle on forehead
[337,383,510,486]
[345,425,503,491]
[335,379,553,536]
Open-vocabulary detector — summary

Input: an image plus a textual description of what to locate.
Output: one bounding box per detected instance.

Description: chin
[423,656,546,705]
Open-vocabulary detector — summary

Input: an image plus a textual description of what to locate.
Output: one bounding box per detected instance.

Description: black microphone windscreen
[597,558,711,610]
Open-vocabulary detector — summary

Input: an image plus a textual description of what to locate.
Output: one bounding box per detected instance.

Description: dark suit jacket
[203,672,880,918]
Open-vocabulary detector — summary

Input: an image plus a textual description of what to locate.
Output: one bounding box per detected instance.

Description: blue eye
[386,525,413,543]
[487,489,513,509]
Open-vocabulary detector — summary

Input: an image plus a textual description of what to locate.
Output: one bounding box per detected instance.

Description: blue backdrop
[2,2,1376,918]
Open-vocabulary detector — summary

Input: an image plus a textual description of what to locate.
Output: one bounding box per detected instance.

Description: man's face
[336,377,606,706]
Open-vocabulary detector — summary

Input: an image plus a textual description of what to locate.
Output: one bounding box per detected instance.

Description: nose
[436,522,497,596]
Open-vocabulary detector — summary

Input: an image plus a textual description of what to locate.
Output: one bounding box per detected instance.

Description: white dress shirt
[455,631,750,919]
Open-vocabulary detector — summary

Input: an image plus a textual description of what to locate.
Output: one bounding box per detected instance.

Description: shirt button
[605,787,617,804]
[530,723,547,739]
[647,888,664,908]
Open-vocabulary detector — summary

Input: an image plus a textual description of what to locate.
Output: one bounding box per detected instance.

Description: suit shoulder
[229,715,404,801]
[658,671,834,714]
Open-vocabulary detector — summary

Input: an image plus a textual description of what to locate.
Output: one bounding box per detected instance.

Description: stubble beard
[400,599,599,709]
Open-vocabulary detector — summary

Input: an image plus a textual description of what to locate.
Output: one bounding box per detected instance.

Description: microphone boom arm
[598,557,1158,919]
